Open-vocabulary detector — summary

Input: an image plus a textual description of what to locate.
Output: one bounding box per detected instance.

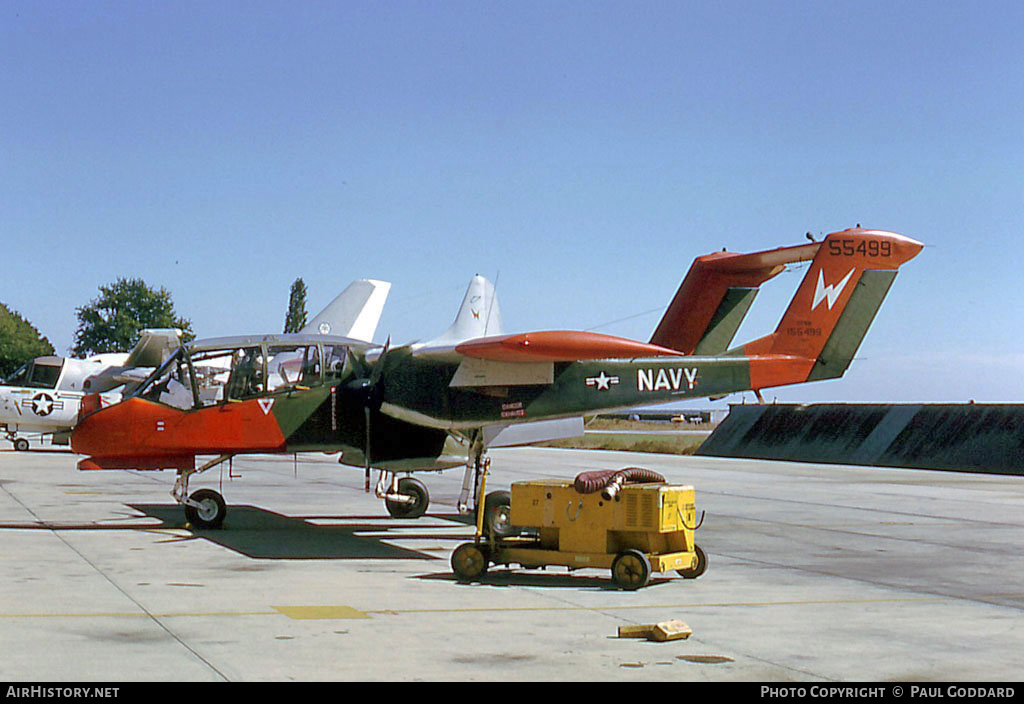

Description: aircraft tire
[611,549,652,590]
[676,544,708,579]
[451,542,489,582]
[185,489,227,529]
[482,490,515,539]
[385,477,429,519]
[13,438,29,452]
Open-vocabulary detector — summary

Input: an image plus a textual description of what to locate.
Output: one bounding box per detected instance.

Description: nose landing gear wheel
[185,489,227,529]
[611,549,652,590]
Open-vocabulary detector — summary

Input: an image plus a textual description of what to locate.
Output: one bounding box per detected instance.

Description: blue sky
[2,1,1022,405]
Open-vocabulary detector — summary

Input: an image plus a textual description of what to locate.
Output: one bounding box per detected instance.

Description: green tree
[284,277,308,333]
[0,303,55,378]
[72,278,194,357]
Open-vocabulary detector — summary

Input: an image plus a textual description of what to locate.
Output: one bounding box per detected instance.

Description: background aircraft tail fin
[424,274,504,346]
[650,240,819,354]
[731,228,923,390]
[302,279,391,342]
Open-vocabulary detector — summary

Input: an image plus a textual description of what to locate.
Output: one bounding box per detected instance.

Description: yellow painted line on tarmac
[0,610,279,619]
[0,607,371,621]
[361,596,952,616]
[0,595,956,622]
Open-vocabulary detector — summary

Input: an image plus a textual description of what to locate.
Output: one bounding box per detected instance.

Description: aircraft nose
[69,399,113,455]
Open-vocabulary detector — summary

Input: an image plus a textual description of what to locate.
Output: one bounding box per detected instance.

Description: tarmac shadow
[129,503,442,561]
[417,569,674,591]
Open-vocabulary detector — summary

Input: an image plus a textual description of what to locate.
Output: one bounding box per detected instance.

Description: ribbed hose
[573,467,667,500]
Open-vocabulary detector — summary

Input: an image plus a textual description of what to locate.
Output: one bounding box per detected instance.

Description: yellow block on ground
[617,624,654,639]
[651,619,692,641]
[617,619,692,641]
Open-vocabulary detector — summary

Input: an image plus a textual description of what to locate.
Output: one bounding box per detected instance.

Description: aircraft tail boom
[650,241,820,355]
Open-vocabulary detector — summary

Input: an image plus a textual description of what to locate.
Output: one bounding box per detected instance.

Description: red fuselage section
[71,397,287,470]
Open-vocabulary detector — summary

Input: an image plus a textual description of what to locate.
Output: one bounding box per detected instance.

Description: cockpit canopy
[2,357,64,389]
[132,334,364,410]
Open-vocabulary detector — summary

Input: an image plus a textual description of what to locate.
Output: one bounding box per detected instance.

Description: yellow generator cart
[451,478,707,589]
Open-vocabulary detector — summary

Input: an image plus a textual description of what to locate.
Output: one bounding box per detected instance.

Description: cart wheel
[611,549,651,590]
[482,490,514,538]
[184,489,227,529]
[385,477,430,518]
[13,438,29,452]
[451,542,489,582]
[676,544,708,579]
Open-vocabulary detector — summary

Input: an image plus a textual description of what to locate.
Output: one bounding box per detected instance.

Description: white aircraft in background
[0,279,391,450]
[0,328,182,450]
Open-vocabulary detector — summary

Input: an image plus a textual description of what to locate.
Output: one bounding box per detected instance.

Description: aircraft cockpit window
[137,353,197,410]
[4,361,62,389]
[225,347,265,401]
[187,349,235,406]
[29,363,62,389]
[2,363,30,386]
[323,345,350,381]
[266,345,321,392]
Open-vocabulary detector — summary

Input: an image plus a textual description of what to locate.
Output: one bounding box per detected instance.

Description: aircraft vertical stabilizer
[422,275,503,347]
[730,228,923,391]
[302,279,391,342]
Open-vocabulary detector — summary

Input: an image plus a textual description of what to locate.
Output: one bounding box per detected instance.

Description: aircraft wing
[302,279,391,342]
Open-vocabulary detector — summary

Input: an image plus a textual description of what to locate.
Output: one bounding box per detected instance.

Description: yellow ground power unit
[451,470,707,589]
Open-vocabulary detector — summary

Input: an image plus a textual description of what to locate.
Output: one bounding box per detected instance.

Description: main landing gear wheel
[384,477,430,518]
[482,490,514,539]
[611,549,652,590]
[184,489,227,529]
[13,438,29,452]
[676,544,708,579]
[451,542,490,582]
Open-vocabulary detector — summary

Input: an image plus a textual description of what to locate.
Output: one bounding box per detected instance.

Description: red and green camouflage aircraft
[71,227,922,530]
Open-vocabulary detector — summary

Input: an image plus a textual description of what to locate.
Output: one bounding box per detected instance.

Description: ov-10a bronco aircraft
[71,227,922,530]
